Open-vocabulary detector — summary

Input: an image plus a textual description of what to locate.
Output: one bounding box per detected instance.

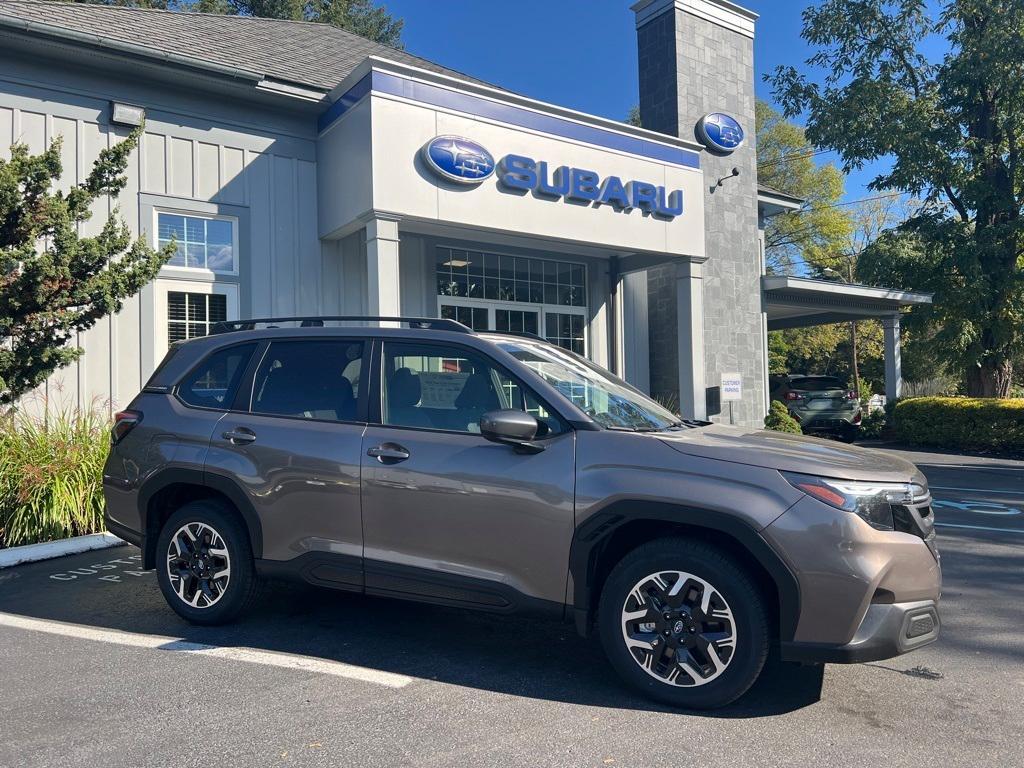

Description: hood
[657,424,924,483]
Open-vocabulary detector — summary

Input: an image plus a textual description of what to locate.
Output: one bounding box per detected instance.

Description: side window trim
[174,341,258,412]
[230,339,270,413]
[374,338,567,437]
[244,336,370,425]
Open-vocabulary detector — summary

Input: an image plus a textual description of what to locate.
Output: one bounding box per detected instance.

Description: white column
[619,270,651,394]
[676,260,707,420]
[883,314,902,402]
[364,215,401,318]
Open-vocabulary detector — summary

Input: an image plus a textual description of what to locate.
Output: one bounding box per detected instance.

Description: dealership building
[0,0,929,425]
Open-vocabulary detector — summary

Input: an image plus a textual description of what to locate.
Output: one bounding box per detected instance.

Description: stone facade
[637,1,765,426]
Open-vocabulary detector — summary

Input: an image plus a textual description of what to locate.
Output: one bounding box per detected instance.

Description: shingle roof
[0,0,489,92]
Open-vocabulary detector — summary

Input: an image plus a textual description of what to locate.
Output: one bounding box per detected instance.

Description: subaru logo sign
[696,113,744,153]
[421,135,495,185]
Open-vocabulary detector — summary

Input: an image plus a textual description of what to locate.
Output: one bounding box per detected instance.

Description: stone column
[883,314,902,402]
[634,0,763,426]
[364,214,401,319]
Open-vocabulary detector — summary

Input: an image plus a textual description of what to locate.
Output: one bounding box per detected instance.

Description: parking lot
[0,447,1021,768]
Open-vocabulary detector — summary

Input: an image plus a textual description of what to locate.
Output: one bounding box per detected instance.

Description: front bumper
[763,495,941,659]
[781,599,940,663]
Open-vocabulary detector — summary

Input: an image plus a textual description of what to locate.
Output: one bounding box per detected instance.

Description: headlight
[782,472,927,531]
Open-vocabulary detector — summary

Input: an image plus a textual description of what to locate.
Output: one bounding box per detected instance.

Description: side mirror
[480,409,545,453]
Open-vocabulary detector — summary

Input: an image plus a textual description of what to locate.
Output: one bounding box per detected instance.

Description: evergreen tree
[0,127,172,407]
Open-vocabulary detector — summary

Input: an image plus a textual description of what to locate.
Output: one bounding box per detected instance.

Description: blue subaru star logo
[696,113,745,153]
[422,136,495,185]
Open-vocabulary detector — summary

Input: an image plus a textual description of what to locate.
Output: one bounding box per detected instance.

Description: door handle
[367,443,410,463]
[222,429,257,445]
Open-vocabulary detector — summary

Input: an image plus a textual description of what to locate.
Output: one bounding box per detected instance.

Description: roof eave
[330,55,706,156]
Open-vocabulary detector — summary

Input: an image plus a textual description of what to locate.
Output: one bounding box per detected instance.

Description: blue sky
[383,0,945,203]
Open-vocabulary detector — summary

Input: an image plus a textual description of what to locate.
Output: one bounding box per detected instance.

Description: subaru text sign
[696,113,744,153]
[498,155,683,219]
[421,135,495,184]
[421,136,684,220]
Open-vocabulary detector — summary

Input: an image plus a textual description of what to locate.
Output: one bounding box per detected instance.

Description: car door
[207,336,369,588]
[360,339,576,612]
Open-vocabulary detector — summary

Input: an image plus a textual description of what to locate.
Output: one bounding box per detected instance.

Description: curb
[0,532,126,569]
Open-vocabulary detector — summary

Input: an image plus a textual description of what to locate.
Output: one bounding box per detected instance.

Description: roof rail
[209,316,472,335]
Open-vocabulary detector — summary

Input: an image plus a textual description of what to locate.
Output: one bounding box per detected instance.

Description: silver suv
[103,316,940,709]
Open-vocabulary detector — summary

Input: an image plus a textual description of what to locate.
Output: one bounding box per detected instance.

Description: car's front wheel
[598,537,769,709]
[155,500,260,625]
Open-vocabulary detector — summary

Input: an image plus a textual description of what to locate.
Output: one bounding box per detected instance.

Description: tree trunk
[850,319,859,396]
[965,359,1013,398]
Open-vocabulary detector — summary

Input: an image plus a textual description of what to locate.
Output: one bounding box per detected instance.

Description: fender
[568,500,801,642]
[137,467,264,568]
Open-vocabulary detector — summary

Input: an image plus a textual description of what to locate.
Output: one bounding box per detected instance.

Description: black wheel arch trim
[137,467,264,569]
[568,500,801,642]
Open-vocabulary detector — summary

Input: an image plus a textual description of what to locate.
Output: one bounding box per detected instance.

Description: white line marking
[0,612,412,688]
[931,486,1024,496]
[935,522,1024,534]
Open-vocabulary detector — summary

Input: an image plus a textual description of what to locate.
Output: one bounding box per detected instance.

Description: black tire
[598,537,769,709]
[155,500,261,625]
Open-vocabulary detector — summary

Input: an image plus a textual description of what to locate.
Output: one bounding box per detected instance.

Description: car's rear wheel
[598,537,769,709]
[155,500,260,625]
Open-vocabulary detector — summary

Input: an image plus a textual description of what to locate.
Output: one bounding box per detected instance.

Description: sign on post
[721,372,742,401]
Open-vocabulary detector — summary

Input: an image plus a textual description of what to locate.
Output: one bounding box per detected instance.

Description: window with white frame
[157,212,237,274]
[167,291,228,344]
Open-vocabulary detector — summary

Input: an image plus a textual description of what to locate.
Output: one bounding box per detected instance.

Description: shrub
[0,408,110,548]
[858,408,887,439]
[892,397,1024,453]
[764,400,802,434]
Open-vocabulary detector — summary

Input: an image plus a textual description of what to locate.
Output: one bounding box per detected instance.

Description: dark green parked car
[770,375,863,441]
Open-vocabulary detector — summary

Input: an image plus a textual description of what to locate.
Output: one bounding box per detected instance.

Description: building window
[157,212,236,273]
[436,247,588,354]
[436,248,585,307]
[168,291,227,344]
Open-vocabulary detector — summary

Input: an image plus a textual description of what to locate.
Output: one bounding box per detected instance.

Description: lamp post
[823,266,860,399]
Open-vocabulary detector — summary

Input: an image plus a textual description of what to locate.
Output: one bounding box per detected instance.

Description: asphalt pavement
[0,446,1021,768]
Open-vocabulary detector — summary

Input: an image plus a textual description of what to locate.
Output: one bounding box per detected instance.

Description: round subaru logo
[696,113,745,153]
[421,135,495,185]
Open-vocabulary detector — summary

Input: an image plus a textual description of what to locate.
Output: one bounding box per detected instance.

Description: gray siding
[0,52,320,413]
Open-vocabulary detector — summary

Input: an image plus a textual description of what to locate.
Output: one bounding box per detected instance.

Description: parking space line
[0,612,412,688]
[935,522,1024,534]
[931,485,1024,496]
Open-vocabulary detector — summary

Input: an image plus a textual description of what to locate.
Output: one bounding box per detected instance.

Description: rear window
[250,340,365,422]
[790,377,846,391]
[177,343,257,409]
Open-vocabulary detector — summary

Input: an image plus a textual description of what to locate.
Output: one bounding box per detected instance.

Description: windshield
[491,337,683,431]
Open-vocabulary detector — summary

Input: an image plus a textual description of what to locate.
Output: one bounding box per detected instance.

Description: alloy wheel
[165,521,232,609]
[620,570,737,687]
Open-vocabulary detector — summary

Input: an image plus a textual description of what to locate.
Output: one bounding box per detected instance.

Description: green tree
[756,100,851,274]
[804,197,905,394]
[70,0,404,46]
[770,0,1024,397]
[0,128,172,407]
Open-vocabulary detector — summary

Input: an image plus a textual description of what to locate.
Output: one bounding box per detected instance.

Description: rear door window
[250,339,365,422]
[177,343,257,410]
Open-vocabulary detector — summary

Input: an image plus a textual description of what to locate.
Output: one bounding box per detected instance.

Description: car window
[178,343,256,410]
[790,377,845,391]
[251,340,364,422]
[381,342,563,436]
